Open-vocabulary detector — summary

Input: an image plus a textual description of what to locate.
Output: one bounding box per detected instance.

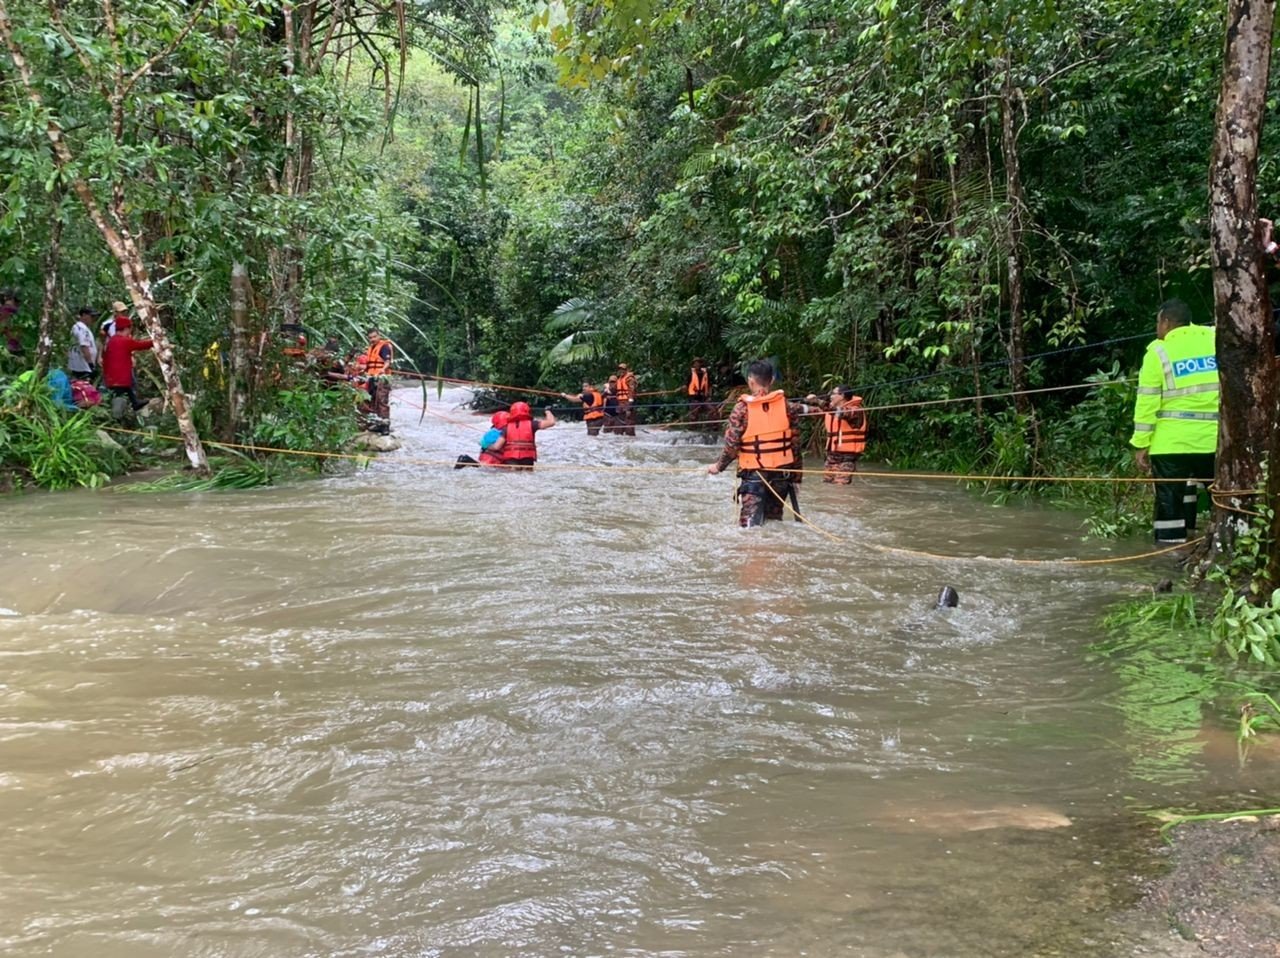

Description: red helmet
[491,411,510,428]
[509,401,531,421]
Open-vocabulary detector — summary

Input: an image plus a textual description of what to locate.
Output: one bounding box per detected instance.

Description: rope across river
[101,398,1209,567]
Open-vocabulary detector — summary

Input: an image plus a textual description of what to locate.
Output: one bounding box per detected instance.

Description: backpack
[71,379,102,408]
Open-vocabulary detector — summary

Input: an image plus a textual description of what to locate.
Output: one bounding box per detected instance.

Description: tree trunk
[229,261,253,438]
[34,202,63,377]
[1208,0,1276,564]
[1000,73,1030,417]
[0,0,208,472]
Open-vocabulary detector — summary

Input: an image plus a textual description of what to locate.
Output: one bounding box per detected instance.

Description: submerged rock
[350,433,402,453]
[878,803,1073,833]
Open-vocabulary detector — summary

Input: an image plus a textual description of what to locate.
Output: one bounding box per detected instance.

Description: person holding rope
[560,380,606,437]
[687,357,712,425]
[1130,299,1218,545]
[355,328,394,435]
[805,386,867,484]
[708,360,816,527]
[501,401,557,471]
[615,363,638,436]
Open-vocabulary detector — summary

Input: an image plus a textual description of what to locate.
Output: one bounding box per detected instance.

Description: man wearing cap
[806,385,868,484]
[102,316,153,415]
[615,363,637,436]
[67,307,99,381]
[100,300,129,357]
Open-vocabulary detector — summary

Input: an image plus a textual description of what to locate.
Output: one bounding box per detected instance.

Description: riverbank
[1139,815,1280,956]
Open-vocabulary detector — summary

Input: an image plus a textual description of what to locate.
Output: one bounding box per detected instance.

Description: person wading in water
[707,360,816,527]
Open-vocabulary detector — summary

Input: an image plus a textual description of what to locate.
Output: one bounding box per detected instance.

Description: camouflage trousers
[616,399,636,436]
[736,471,799,527]
[365,377,391,434]
[822,453,860,484]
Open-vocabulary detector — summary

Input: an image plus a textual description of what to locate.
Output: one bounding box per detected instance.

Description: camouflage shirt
[715,395,809,473]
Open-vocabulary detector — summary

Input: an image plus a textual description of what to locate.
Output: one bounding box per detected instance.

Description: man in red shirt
[102,317,153,414]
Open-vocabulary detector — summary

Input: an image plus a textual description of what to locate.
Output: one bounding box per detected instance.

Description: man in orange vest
[615,363,638,436]
[708,360,817,526]
[806,385,867,484]
[687,357,712,424]
[356,327,393,434]
[560,380,606,436]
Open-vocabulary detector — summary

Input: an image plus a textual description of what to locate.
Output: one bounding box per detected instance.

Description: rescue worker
[602,375,621,434]
[501,401,557,471]
[707,360,817,527]
[805,385,867,483]
[560,380,606,436]
[1130,299,1219,545]
[615,363,637,436]
[356,328,393,435]
[687,357,712,424]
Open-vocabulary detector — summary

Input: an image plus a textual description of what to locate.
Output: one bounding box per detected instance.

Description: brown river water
[1,386,1274,957]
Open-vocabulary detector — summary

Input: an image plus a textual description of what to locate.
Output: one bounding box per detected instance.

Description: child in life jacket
[455,411,509,469]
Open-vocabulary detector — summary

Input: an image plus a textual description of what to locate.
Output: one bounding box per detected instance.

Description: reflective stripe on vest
[363,340,392,377]
[738,390,797,471]
[503,418,536,461]
[1156,410,1218,421]
[583,390,604,421]
[688,368,709,397]
[824,410,867,454]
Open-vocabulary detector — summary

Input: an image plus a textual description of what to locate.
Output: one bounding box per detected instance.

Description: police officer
[1130,299,1219,545]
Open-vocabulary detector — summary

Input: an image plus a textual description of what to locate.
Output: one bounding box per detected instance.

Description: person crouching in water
[707,360,815,526]
[806,385,867,484]
[501,401,556,471]
[455,411,511,469]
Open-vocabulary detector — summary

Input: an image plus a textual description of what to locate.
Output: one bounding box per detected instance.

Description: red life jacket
[478,450,504,466]
[502,418,537,462]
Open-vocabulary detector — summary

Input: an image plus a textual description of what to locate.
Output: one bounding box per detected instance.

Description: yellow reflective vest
[1129,324,1219,455]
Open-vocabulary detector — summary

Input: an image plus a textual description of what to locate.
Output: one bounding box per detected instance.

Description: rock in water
[881,804,1073,833]
[936,585,959,608]
[351,433,402,453]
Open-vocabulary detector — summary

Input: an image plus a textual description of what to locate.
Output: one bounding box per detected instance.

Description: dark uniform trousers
[1151,453,1215,543]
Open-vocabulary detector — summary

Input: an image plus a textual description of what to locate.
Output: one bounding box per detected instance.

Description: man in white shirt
[67,307,98,380]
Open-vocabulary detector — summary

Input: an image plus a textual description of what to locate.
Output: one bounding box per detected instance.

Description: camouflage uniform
[714,396,806,527]
[815,402,866,484]
[366,377,392,434]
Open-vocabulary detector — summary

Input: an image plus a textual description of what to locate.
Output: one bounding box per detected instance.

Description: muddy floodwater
[1,387,1274,957]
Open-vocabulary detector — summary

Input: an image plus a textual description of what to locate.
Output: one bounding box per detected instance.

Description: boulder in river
[350,433,402,453]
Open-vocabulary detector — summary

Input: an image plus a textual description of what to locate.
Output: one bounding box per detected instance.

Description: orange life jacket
[616,373,635,401]
[583,389,605,421]
[503,418,537,462]
[738,390,797,471]
[362,339,392,377]
[688,367,709,398]
[825,408,867,455]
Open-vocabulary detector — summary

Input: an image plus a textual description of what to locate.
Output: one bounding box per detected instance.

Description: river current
[1,386,1272,957]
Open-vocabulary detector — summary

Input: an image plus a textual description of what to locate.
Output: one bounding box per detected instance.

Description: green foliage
[251,379,362,469]
[1213,589,1280,667]
[0,372,116,490]
[119,459,276,493]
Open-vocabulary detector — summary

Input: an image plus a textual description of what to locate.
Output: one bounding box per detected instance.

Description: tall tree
[1207,0,1276,560]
